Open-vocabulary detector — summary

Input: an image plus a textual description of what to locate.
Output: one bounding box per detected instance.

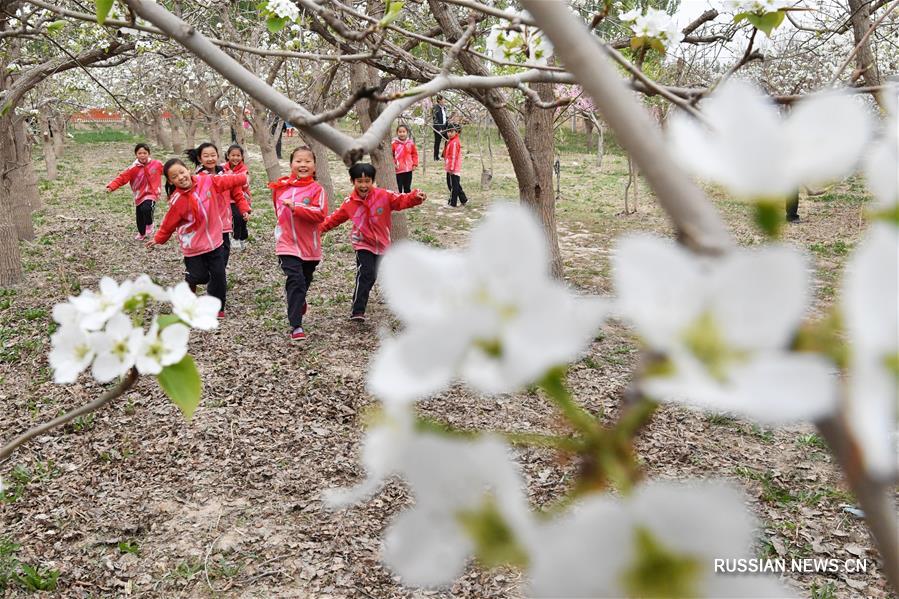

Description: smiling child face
[167,164,193,189]
[200,146,219,171]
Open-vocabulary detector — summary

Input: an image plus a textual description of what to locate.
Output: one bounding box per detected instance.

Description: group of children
[391,122,467,206]
[106,122,438,341]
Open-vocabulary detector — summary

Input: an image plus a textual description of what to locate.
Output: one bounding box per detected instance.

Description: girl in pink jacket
[106,143,163,240]
[224,144,253,250]
[444,125,468,207]
[269,146,328,341]
[391,123,419,193]
[147,159,247,318]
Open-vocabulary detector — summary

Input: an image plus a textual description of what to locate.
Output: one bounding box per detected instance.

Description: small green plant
[14,564,60,591]
[0,537,20,590]
[71,414,95,432]
[748,424,774,443]
[172,558,204,580]
[118,540,140,556]
[796,432,827,450]
[810,581,837,599]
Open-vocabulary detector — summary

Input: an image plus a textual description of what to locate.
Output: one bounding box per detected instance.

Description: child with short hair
[320,163,427,321]
[270,146,327,342]
[444,125,468,207]
[106,143,163,240]
[147,158,248,318]
[391,123,419,193]
[223,144,253,250]
[186,142,251,267]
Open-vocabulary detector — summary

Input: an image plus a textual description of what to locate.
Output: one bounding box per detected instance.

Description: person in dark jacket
[432,96,448,161]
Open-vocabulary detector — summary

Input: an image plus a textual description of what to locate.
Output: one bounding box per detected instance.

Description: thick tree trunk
[249,100,282,182]
[52,116,65,159]
[184,117,198,150]
[152,112,172,151]
[847,0,882,92]
[524,81,563,277]
[0,113,24,285]
[169,113,186,154]
[230,113,247,147]
[11,118,36,238]
[584,115,594,149]
[350,62,408,241]
[41,118,57,181]
[205,115,220,150]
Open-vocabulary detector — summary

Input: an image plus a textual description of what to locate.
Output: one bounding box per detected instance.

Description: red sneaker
[302,302,308,316]
[217,310,225,319]
[290,327,306,341]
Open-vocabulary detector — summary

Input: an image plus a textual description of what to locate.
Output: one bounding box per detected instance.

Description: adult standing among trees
[431,95,448,161]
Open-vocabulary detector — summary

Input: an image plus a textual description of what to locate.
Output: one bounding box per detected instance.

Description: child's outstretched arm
[106,166,136,193]
[146,198,185,248]
[320,200,349,233]
[230,186,252,220]
[389,189,427,211]
[285,189,328,223]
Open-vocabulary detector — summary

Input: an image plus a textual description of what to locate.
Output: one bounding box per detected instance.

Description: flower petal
[711,245,809,350]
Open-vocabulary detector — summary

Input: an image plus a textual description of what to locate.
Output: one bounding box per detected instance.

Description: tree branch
[0,368,138,462]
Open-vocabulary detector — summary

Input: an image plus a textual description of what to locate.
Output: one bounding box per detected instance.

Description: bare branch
[0,368,138,462]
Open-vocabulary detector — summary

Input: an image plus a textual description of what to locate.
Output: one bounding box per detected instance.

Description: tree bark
[0,113,24,285]
[52,115,66,159]
[152,112,172,151]
[11,118,36,239]
[847,0,882,90]
[41,116,58,181]
[169,112,186,155]
[249,100,282,182]
[524,81,563,276]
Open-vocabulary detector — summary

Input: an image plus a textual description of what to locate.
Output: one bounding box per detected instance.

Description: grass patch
[72,128,137,144]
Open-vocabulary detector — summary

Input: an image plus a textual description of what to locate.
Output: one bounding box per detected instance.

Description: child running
[223,144,252,250]
[391,123,419,193]
[320,163,426,322]
[147,158,248,318]
[269,146,327,341]
[444,124,468,207]
[186,142,251,267]
[106,143,163,240]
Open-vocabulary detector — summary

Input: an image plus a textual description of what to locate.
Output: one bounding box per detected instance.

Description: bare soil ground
[0,136,894,598]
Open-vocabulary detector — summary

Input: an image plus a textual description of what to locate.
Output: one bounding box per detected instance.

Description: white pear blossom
[668,81,872,200]
[131,274,169,302]
[726,0,792,14]
[323,404,415,508]
[382,435,535,587]
[168,282,221,330]
[48,325,97,384]
[368,204,607,404]
[528,481,789,598]
[91,314,142,383]
[619,7,684,52]
[842,225,899,479]
[485,11,553,66]
[612,234,837,423]
[135,318,190,375]
[265,0,299,22]
[69,276,134,331]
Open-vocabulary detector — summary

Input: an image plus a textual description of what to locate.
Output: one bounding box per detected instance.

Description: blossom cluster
[726,0,793,14]
[485,10,553,66]
[49,276,220,384]
[618,7,683,53]
[264,0,300,22]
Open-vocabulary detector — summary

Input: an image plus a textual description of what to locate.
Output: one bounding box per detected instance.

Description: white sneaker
[233,239,243,250]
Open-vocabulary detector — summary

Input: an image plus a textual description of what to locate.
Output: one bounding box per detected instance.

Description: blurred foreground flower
[368,204,607,403]
[667,81,871,202]
[612,234,837,423]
